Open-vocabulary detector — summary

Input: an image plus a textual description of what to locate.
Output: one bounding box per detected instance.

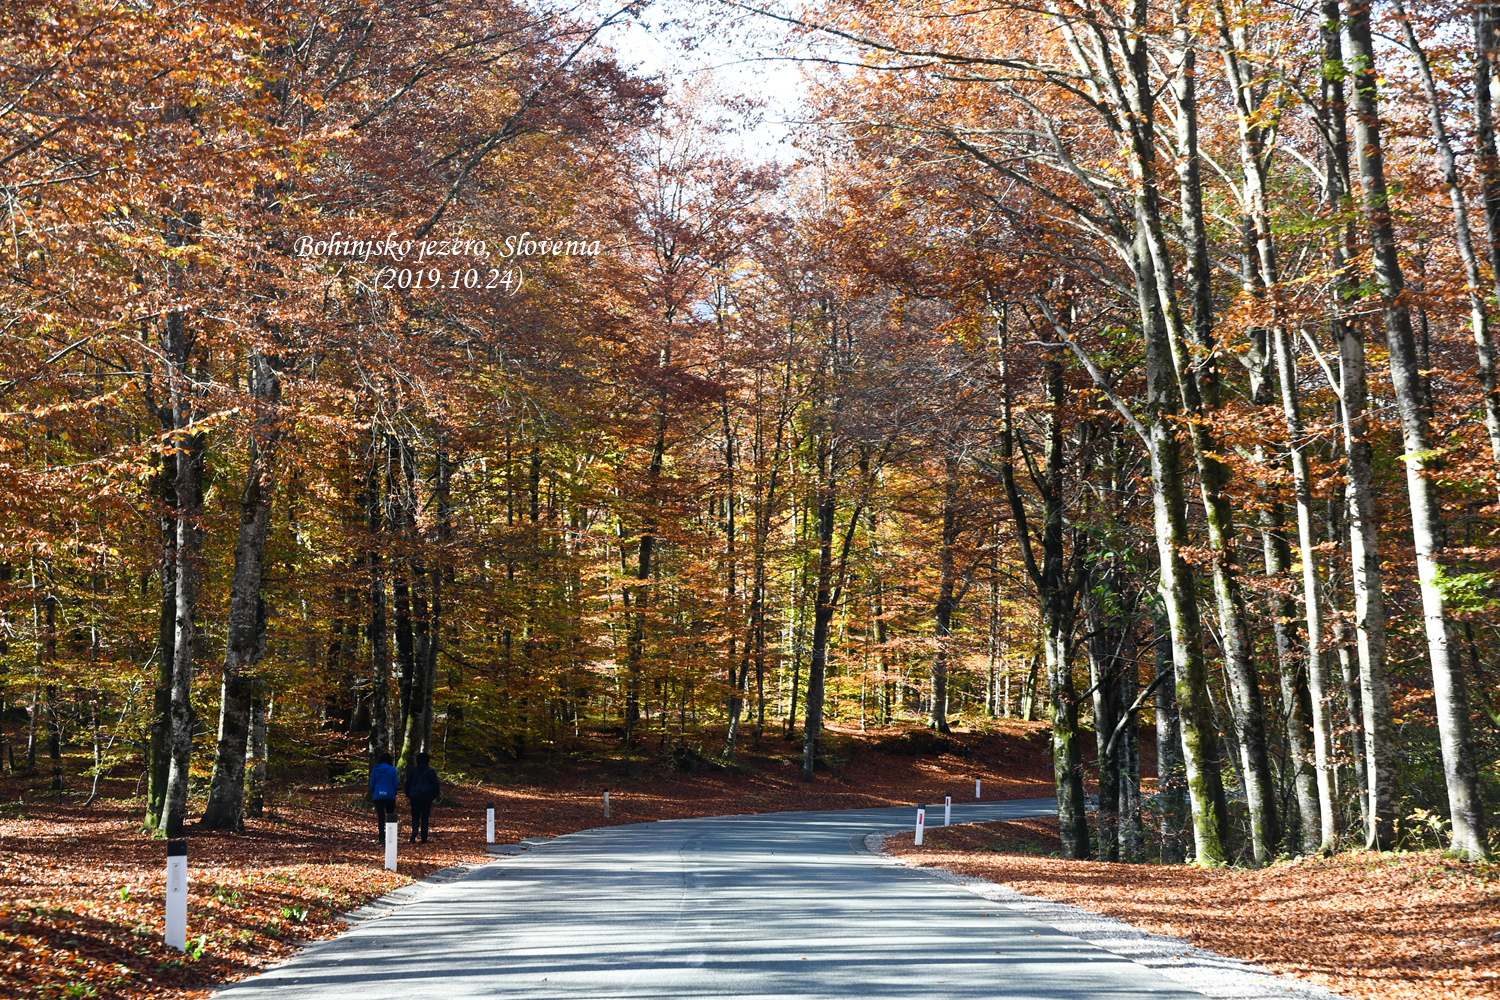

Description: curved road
[217,799,1203,999]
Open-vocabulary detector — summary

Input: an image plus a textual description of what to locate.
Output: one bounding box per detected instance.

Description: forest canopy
[2,0,1498,867]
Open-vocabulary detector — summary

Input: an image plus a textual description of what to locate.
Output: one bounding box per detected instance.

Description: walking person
[369,751,399,844]
[405,752,440,844]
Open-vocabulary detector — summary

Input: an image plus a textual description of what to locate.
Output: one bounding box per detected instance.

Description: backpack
[410,766,440,802]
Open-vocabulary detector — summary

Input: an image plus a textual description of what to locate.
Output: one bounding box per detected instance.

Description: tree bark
[245,679,267,819]
[929,454,960,734]
[1261,500,1322,852]
[1346,0,1490,860]
[1272,328,1338,853]
[202,351,280,831]
[1000,348,1088,859]
[145,452,176,829]
[1320,0,1398,850]
[1153,607,1189,865]
[364,432,390,762]
[160,301,203,835]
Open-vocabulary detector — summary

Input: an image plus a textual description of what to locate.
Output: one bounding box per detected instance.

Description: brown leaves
[888,819,1500,1000]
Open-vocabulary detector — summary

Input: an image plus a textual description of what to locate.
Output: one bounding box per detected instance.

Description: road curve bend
[216,798,1204,999]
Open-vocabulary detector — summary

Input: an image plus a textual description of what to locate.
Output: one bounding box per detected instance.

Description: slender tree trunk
[245,679,267,819]
[419,451,450,756]
[1319,0,1398,849]
[802,443,836,782]
[1262,501,1322,852]
[1134,219,1230,866]
[1153,607,1189,864]
[930,454,959,734]
[1346,0,1490,860]
[1476,3,1500,491]
[202,351,280,831]
[1157,12,1277,865]
[624,410,667,773]
[365,434,390,762]
[160,301,203,834]
[161,438,202,831]
[1088,591,1120,863]
[1021,649,1040,722]
[1000,349,1088,858]
[1119,638,1142,863]
[145,455,176,829]
[393,563,415,765]
[1272,329,1338,852]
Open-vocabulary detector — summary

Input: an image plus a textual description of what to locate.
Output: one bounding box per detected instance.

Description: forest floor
[0,719,1058,999]
[885,817,1500,1000]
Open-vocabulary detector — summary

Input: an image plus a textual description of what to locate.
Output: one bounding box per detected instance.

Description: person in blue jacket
[369,752,399,843]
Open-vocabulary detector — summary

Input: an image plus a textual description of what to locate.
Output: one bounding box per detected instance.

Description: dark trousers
[374,798,397,840]
[410,799,432,842]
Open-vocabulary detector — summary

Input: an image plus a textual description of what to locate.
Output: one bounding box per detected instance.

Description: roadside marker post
[604,789,610,818]
[385,821,398,871]
[944,795,951,827]
[486,803,495,844]
[915,805,926,846]
[165,839,187,952]
[975,778,982,800]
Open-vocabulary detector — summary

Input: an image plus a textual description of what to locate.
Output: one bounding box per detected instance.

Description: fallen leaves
[886,818,1500,1000]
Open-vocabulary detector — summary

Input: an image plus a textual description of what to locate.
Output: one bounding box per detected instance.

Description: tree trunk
[202,351,280,831]
[624,410,667,773]
[418,451,450,757]
[999,348,1088,858]
[145,456,176,829]
[1272,328,1338,853]
[1134,218,1230,866]
[1319,0,1397,849]
[160,302,203,834]
[245,679,267,819]
[802,446,836,782]
[1346,0,1490,860]
[1153,608,1189,864]
[1262,501,1322,852]
[365,433,390,762]
[1087,591,1120,863]
[930,454,959,734]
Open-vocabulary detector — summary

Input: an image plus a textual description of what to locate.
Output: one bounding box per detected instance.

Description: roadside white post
[164,839,187,951]
[385,821,398,871]
[944,795,951,827]
[486,803,495,844]
[914,805,925,846]
[604,789,610,819]
[975,778,982,800]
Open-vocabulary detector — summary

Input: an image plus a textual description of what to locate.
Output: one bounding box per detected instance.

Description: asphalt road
[215,798,1208,999]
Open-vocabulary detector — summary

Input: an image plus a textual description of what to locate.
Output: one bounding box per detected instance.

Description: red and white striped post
[914,805,926,846]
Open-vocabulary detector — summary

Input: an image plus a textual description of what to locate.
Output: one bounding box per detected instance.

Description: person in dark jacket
[369,752,399,843]
[405,752,440,843]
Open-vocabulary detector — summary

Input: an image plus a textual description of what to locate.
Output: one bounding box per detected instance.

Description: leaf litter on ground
[886,817,1500,1000]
